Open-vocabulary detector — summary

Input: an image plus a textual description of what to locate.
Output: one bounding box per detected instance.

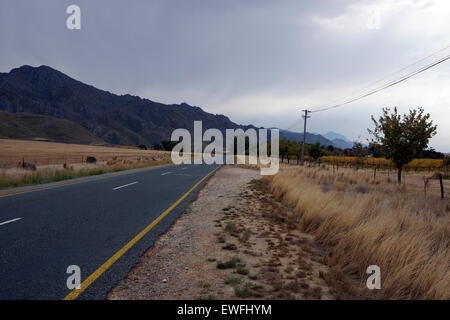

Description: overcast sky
[1,0,449,151]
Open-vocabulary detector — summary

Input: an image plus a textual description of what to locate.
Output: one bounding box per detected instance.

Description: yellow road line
[0,165,171,198]
[63,166,220,300]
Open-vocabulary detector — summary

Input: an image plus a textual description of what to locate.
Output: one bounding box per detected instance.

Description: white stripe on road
[161,172,172,176]
[181,167,188,170]
[112,181,138,190]
[0,218,22,226]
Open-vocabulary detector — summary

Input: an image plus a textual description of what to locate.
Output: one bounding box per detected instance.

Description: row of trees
[152,140,177,151]
[279,139,327,163]
[281,107,440,184]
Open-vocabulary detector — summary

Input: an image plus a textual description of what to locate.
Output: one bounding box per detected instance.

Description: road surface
[0,163,220,300]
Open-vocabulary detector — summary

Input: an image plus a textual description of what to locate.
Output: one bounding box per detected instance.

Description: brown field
[264,164,450,299]
[0,138,170,166]
[0,139,172,189]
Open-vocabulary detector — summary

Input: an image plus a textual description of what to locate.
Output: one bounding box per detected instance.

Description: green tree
[368,107,437,184]
[288,141,302,164]
[279,138,289,163]
[138,144,147,150]
[368,142,382,158]
[352,141,365,170]
[308,142,323,160]
[161,140,178,151]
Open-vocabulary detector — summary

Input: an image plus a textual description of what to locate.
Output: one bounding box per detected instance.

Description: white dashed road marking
[112,181,138,190]
[0,218,22,226]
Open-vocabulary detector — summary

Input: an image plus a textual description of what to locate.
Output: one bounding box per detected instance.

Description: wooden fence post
[439,173,444,199]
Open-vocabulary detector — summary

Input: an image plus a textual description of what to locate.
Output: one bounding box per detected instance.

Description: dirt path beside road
[108,166,336,300]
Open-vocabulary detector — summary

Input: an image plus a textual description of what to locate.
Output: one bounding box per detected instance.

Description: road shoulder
[108,166,335,300]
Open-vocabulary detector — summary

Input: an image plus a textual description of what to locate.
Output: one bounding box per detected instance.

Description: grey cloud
[1,0,449,151]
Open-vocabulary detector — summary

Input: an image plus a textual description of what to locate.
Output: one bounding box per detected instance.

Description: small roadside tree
[352,141,364,170]
[368,107,437,184]
[288,141,302,164]
[309,142,323,161]
[279,138,289,163]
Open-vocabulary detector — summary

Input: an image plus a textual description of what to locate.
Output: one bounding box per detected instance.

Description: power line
[309,44,450,111]
[312,53,450,113]
[277,118,303,132]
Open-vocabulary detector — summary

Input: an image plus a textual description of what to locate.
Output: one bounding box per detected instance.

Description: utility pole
[300,109,311,165]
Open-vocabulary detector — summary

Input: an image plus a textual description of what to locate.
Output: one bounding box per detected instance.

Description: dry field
[319,156,446,172]
[0,139,170,165]
[284,160,450,199]
[0,139,171,189]
[264,164,450,299]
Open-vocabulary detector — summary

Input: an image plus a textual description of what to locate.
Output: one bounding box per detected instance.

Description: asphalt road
[0,163,220,300]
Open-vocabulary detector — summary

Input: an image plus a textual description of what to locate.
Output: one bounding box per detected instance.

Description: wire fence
[0,154,171,168]
[280,157,450,200]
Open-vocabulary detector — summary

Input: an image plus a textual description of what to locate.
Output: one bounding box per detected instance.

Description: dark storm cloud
[1,0,449,150]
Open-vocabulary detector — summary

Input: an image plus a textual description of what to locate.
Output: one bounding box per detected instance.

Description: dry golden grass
[319,156,445,172]
[264,165,450,300]
[0,139,171,189]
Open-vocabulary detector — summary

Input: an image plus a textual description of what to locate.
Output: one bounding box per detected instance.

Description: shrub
[20,162,36,171]
[224,276,242,285]
[225,222,237,233]
[222,243,237,250]
[216,256,240,269]
[444,158,450,167]
[86,156,97,163]
[234,281,254,298]
[236,266,249,275]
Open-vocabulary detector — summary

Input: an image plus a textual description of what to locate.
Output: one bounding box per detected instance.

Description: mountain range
[0,65,353,149]
[276,129,354,149]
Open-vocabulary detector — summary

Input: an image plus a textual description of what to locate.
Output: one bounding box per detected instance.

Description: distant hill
[0,65,257,146]
[323,131,351,142]
[323,131,354,149]
[329,138,354,149]
[277,129,336,147]
[0,111,105,144]
[0,65,350,148]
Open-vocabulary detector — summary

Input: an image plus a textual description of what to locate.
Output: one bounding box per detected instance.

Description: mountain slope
[323,131,354,149]
[0,65,348,148]
[278,129,335,147]
[0,111,105,144]
[323,131,351,142]
[0,65,254,146]
[330,138,354,149]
